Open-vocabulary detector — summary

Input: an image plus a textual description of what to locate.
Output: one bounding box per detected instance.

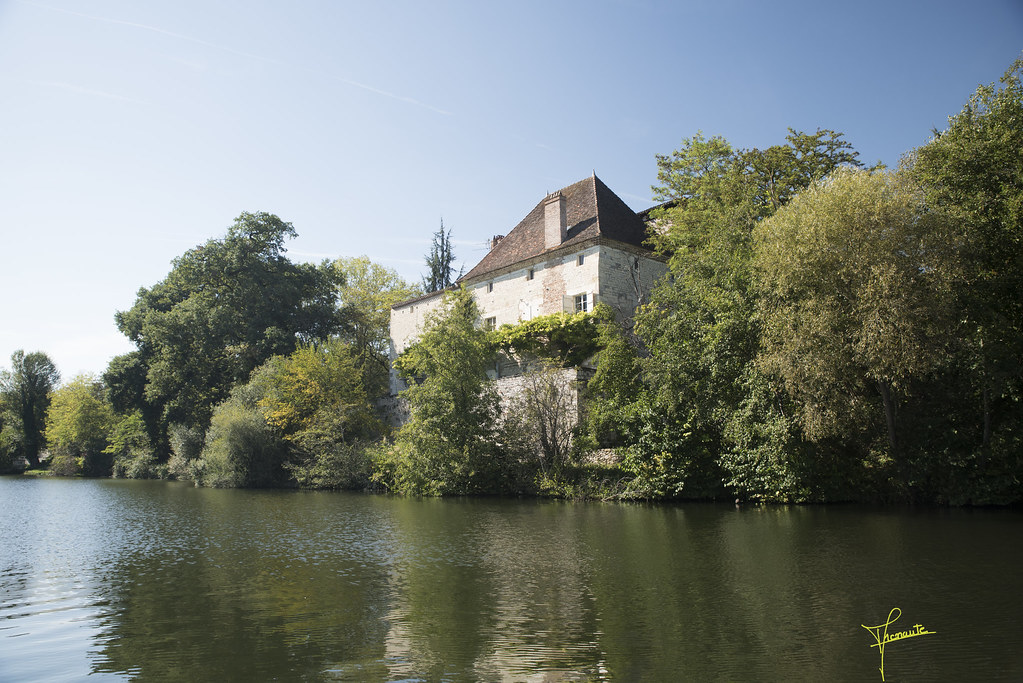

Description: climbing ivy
[491,305,612,367]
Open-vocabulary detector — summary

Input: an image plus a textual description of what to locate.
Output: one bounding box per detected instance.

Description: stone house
[387,174,667,415]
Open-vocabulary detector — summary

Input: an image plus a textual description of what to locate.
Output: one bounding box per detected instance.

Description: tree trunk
[877,380,898,456]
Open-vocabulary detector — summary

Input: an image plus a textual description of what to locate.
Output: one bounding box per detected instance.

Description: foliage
[0,421,19,473]
[582,314,644,449]
[103,351,163,459]
[755,169,956,458]
[608,129,861,500]
[106,411,162,479]
[287,432,370,490]
[906,57,1023,500]
[45,375,116,476]
[0,350,60,468]
[166,422,205,480]
[492,305,611,367]
[718,368,825,502]
[421,220,459,293]
[190,339,377,489]
[255,341,376,440]
[114,212,343,446]
[194,381,287,488]
[384,287,502,495]
[332,256,422,397]
[254,340,378,489]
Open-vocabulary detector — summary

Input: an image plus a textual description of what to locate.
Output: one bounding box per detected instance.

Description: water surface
[1,477,1020,681]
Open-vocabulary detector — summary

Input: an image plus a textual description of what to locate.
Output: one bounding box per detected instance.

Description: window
[526,268,534,281]
[577,254,585,266]
[574,293,589,313]
[486,282,494,293]
[483,316,497,331]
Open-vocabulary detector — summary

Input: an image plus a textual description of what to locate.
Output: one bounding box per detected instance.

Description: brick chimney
[544,191,567,249]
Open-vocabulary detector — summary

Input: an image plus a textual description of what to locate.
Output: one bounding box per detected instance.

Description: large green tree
[908,57,1023,457]
[620,129,859,499]
[0,350,60,468]
[755,169,956,475]
[113,212,343,449]
[45,374,116,476]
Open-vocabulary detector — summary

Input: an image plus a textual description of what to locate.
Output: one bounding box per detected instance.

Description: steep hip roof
[462,174,653,282]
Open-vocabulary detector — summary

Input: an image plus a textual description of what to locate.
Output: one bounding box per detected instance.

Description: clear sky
[1,0,1021,381]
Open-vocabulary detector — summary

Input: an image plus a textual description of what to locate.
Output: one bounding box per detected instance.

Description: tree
[755,169,956,468]
[384,287,500,495]
[0,350,60,468]
[332,256,422,397]
[422,220,459,292]
[908,57,1023,456]
[256,340,378,442]
[188,339,377,489]
[615,129,860,499]
[45,374,116,476]
[114,212,344,447]
[502,363,578,475]
[256,340,379,489]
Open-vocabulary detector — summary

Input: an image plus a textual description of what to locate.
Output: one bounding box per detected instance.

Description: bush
[287,430,370,490]
[167,423,205,481]
[197,399,287,488]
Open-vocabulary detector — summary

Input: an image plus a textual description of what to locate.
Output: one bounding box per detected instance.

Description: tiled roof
[461,174,653,282]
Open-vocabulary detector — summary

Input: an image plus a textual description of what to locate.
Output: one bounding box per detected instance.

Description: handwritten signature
[861,607,936,681]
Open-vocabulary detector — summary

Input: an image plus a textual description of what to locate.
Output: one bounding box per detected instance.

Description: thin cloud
[32,80,150,105]
[329,75,452,117]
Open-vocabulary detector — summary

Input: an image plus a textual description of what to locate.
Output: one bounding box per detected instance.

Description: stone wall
[597,244,668,323]
[468,244,601,328]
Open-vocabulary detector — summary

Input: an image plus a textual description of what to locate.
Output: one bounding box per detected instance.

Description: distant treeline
[2,58,1020,505]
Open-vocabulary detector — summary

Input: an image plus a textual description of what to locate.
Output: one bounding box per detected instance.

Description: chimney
[490,234,504,251]
[544,191,567,249]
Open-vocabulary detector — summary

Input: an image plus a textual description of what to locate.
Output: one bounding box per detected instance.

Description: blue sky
[1,0,1021,380]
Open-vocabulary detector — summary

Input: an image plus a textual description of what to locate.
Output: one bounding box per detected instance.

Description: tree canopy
[113,212,343,444]
[422,220,459,293]
[331,255,422,397]
[755,168,957,455]
[0,350,60,468]
[45,374,116,476]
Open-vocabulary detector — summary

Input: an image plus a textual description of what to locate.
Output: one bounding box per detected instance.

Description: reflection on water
[1,477,1021,681]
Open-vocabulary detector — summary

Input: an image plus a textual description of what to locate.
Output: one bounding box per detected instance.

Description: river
[1,477,1020,681]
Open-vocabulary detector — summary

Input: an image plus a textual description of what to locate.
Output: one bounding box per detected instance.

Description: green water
[1,477,1020,681]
